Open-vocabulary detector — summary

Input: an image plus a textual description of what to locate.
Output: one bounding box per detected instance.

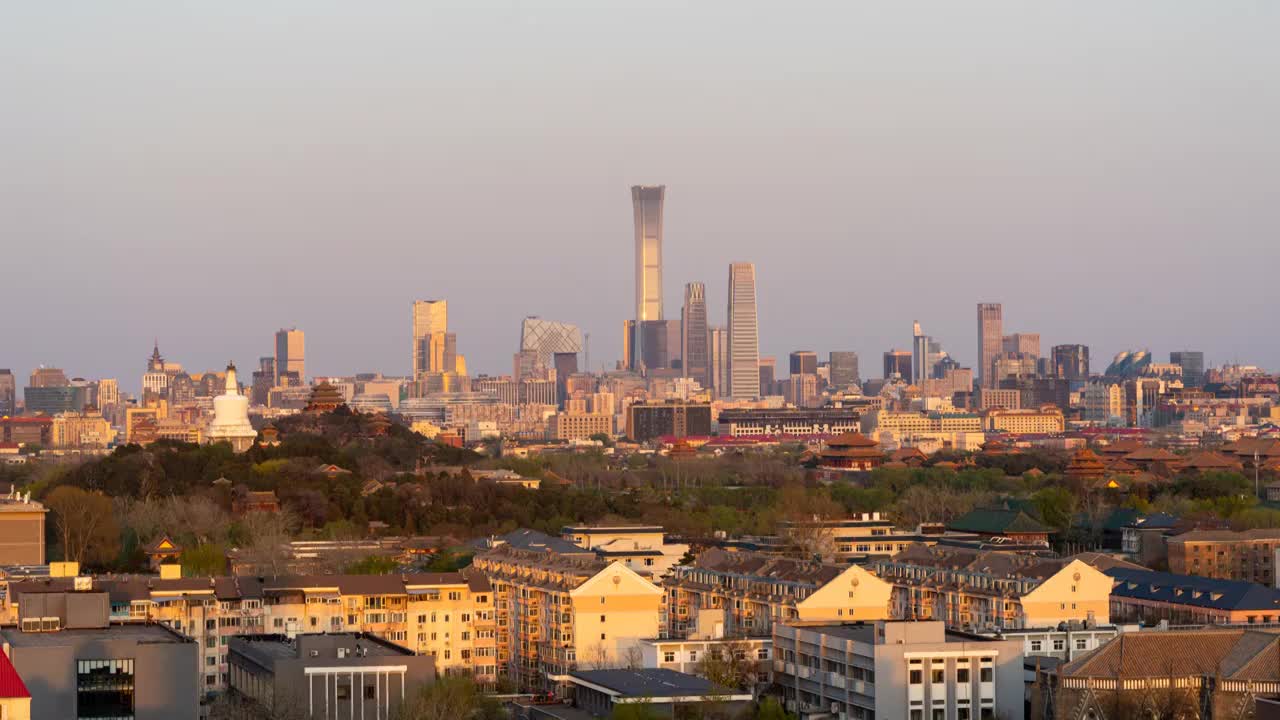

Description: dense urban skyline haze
[3,2,1278,391]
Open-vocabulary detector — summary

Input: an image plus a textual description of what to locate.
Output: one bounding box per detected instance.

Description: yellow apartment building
[471,544,664,691]
[984,406,1066,435]
[663,549,892,641]
[872,545,1113,631]
[1,570,496,694]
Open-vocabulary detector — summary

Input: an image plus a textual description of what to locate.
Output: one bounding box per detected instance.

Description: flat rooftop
[231,633,410,669]
[568,668,743,700]
[788,622,1002,645]
[0,623,190,647]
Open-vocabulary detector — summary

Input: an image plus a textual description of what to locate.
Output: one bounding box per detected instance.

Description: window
[689,650,698,662]
[77,659,135,719]
[910,711,923,720]
[1076,639,1088,650]
[957,668,970,683]
[757,648,769,660]
[664,652,676,663]
[1053,639,1065,651]
[909,670,922,684]
[980,668,993,682]
[931,669,944,684]
[933,710,945,720]
[365,685,377,700]
[1030,640,1042,652]
[958,709,970,720]
[336,683,351,701]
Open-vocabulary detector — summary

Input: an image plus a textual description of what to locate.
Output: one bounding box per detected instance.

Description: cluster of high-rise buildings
[2,184,1274,456]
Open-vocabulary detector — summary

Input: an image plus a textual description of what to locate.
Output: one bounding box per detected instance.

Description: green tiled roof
[949,507,1051,535]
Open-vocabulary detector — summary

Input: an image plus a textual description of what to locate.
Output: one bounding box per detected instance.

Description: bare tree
[45,486,119,566]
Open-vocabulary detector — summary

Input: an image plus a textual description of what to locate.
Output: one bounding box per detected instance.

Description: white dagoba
[205,362,257,452]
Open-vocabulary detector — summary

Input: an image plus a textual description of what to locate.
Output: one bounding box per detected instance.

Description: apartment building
[772,620,1023,720]
[561,524,689,580]
[983,406,1065,435]
[3,570,496,694]
[664,549,892,642]
[471,543,664,692]
[1168,528,1280,586]
[871,546,1113,632]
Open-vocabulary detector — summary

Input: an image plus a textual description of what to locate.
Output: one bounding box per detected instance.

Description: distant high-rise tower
[0,369,14,416]
[681,282,710,388]
[1171,351,1205,388]
[789,351,818,376]
[883,350,913,380]
[520,317,583,369]
[274,328,305,385]
[1051,344,1090,381]
[631,185,665,370]
[708,326,727,398]
[829,352,860,390]
[412,300,450,376]
[727,263,760,399]
[977,303,1003,387]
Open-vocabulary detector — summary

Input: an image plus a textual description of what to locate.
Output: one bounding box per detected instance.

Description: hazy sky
[3,2,1278,393]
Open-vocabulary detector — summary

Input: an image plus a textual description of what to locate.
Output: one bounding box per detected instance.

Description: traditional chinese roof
[948,506,1051,536]
[145,534,182,556]
[1065,448,1106,480]
[1178,451,1243,472]
[305,382,344,413]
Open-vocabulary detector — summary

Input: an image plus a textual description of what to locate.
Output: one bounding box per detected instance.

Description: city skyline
[4,3,1278,392]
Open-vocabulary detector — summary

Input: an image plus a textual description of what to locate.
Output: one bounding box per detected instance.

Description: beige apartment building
[560,524,689,580]
[548,412,613,441]
[984,407,1065,435]
[2,569,496,694]
[471,543,664,691]
[664,549,892,642]
[0,494,47,565]
[1168,528,1280,586]
[872,546,1113,632]
[50,411,115,449]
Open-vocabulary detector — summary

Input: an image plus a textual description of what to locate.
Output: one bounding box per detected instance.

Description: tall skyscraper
[520,317,583,369]
[829,352,860,390]
[883,350,913,380]
[911,322,947,384]
[1051,344,1090,381]
[274,328,305,385]
[789,351,818,376]
[708,326,727,398]
[758,357,776,397]
[631,185,665,370]
[1171,351,1205,388]
[727,262,760,399]
[1001,333,1040,358]
[681,282,709,388]
[0,369,14,416]
[977,303,1003,387]
[412,300,450,376]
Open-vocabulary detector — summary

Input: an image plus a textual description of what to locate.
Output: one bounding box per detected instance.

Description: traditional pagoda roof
[1179,451,1243,472]
[145,534,182,556]
[1105,459,1142,476]
[366,413,392,436]
[1065,448,1107,480]
[889,447,929,464]
[305,382,344,413]
[948,506,1052,536]
[1123,446,1181,463]
[826,432,878,449]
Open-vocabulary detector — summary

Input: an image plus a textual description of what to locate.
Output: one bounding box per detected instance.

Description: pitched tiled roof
[1054,627,1254,676]
[948,507,1051,535]
[1106,567,1280,612]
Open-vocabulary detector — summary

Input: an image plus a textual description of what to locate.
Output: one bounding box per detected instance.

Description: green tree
[610,704,660,720]
[181,544,228,576]
[1031,486,1077,531]
[345,555,399,575]
[44,485,120,568]
[754,697,793,720]
[394,675,503,720]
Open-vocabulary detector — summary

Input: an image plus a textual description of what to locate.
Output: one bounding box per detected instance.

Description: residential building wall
[983,407,1065,435]
[1168,529,1280,586]
[772,621,1023,720]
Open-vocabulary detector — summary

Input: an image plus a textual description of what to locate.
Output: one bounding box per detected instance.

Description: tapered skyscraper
[681,282,710,388]
[630,185,665,370]
[727,263,760,399]
[633,185,665,324]
[977,303,1003,387]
